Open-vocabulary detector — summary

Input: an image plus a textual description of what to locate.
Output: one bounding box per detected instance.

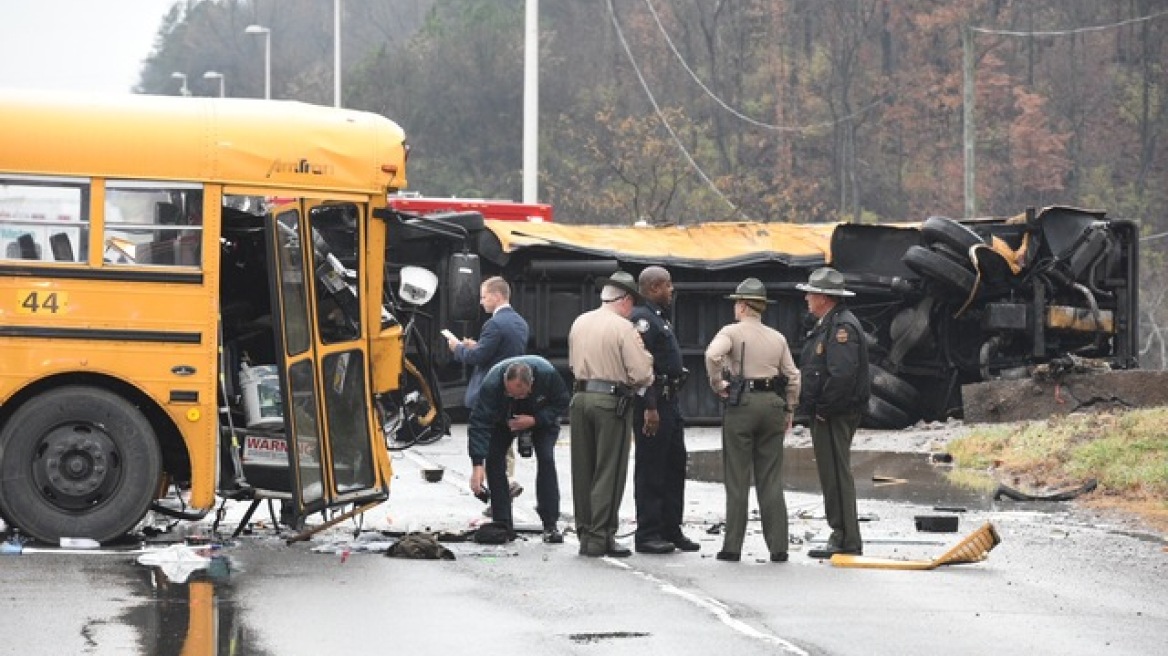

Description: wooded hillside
[139,0,1168,366]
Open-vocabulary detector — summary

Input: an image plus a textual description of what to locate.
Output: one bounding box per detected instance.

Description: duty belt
[574,379,624,395]
[653,374,685,400]
[746,377,784,392]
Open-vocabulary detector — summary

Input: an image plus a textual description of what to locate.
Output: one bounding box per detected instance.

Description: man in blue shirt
[467,355,571,543]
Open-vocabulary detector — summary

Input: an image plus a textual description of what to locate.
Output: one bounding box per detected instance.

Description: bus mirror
[446,252,481,322]
[399,266,438,306]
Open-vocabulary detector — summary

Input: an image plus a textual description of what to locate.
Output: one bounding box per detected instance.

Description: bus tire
[903,245,976,298]
[862,394,913,430]
[870,365,921,413]
[0,386,162,544]
[921,216,984,253]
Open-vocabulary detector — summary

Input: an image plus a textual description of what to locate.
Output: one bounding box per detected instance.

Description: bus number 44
[19,290,67,314]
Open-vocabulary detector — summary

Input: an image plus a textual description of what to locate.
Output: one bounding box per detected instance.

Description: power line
[606,0,744,217]
[642,0,883,133]
[971,7,1168,37]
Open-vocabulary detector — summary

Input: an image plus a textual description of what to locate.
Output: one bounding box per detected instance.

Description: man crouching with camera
[468,355,571,544]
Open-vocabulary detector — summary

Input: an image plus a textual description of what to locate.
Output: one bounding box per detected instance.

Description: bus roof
[481,219,839,269]
[0,89,408,195]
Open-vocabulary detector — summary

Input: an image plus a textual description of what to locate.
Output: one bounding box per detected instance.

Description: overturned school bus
[388,204,1139,428]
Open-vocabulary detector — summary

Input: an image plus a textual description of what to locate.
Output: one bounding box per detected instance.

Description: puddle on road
[119,550,274,655]
[689,448,994,510]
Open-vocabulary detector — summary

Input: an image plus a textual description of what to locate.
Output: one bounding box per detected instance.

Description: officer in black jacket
[796,267,870,559]
[630,266,698,555]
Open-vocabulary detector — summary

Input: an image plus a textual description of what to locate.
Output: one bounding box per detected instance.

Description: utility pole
[522,0,539,203]
[962,25,976,218]
[334,0,342,107]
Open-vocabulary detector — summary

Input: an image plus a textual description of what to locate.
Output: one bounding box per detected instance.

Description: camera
[516,430,534,458]
[475,485,490,503]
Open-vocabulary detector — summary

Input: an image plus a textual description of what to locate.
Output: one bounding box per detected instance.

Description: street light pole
[245,24,271,100]
[334,0,342,107]
[170,72,190,97]
[522,0,539,203]
[203,71,225,98]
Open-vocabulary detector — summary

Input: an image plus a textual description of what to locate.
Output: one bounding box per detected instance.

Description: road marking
[602,558,809,655]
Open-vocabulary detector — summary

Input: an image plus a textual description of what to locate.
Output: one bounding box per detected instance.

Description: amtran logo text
[266,158,334,178]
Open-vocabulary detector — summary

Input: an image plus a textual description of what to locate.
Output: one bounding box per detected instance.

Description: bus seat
[17,234,41,260]
[50,233,74,261]
[156,201,181,242]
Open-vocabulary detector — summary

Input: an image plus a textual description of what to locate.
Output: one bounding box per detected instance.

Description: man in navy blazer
[448,276,530,501]
[448,276,530,407]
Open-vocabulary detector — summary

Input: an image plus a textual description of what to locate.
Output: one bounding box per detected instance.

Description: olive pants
[721,391,788,555]
[810,411,863,551]
[570,391,633,554]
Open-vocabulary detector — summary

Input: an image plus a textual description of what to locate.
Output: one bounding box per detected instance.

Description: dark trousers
[633,397,687,543]
[810,411,862,551]
[486,424,560,530]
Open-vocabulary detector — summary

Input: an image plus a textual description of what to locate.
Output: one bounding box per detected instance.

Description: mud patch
[962,370,1168,423]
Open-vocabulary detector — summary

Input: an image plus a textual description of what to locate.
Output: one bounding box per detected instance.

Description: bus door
[266,199,386,524]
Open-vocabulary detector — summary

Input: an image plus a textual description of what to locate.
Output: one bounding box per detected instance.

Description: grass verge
[946,408,1168,532]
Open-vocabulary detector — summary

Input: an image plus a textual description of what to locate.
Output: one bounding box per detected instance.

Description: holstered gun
[616,392,633,418]
[723,343,747,407]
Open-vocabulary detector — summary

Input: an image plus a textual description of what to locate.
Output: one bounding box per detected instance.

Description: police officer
[467,355,571,543]
[704,278,800,563]
[796,267,870,559]
[630,266,698,554]
[568,271,654,558]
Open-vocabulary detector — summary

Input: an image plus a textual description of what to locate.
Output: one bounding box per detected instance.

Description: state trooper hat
[796,267,855,297]
[725,277,775,304]
[596,270,641,300]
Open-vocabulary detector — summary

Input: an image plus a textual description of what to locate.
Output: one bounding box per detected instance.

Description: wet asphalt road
[1,425,1165,655]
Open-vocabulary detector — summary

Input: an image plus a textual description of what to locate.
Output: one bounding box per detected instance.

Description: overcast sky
[0,0,178,94]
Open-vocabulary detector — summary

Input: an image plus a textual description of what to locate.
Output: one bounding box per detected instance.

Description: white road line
[602,557,810,655]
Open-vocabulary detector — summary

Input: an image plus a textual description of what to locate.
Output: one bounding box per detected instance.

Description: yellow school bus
[0,89,447,543]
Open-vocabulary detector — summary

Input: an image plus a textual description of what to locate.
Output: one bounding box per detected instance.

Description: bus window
[287,359,324,506]
[275,209,312,356]
[0,177,87,263]
[323,349,375,493]
[309,202,361,344]
[104,181,203,267]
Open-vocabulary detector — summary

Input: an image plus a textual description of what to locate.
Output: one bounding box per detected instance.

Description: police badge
[635,318,651,333]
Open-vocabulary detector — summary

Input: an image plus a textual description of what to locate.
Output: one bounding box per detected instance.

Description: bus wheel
[0,386,162,544]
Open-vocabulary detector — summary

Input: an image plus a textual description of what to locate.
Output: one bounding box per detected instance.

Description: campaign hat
[795,267,855,297]
[725,277,774,304]
[596,270,641,300]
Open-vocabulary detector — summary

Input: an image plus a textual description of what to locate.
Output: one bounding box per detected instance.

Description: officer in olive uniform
[568,271,655,558]
[704,278,801,563]
[630,266,698,555]
[796,267,870,559]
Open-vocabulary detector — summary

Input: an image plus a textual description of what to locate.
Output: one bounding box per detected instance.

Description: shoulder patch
[835,327,850,344]
[635,318,651,334]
